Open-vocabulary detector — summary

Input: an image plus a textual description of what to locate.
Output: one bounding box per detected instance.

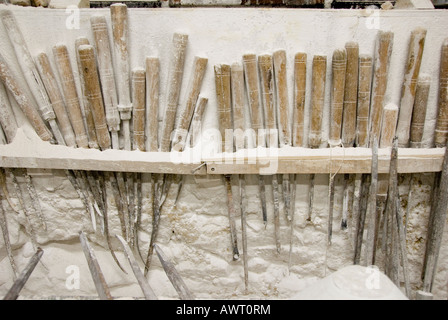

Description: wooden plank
[205,148,445,174]
[0,156,206,175]
[0,143,443,174]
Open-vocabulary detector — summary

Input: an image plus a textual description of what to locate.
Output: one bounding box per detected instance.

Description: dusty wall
[0,5,447,299]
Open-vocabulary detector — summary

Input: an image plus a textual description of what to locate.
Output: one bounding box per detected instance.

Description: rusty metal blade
[3,247,43,300]
[79,231,113,300]
[116,235,157,300]
[154,244,194,300]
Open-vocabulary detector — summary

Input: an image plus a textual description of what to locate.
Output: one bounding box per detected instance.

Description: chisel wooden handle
[370,31,394,147]
[434,39,448,148]
[91,15,121,144]
[342,42,359,147]
[0,124,7,145]
[357,54,373,148]
[243,53,263,148]
[327,49,347,246]
[160,33,188,152]
[217,65,240,260]
[0,53,52,142]
[145,57,160,152]
[396,28,427,148]
[339,44,357,234]
[293,52,306,148]
[231,63,245,151]
[77,45,111,151]
[75,37,99,149]
[258,54,276,147]
[53,44,89,148]
[377,103,398,210]
[380,103,399,148]
[1,10,65,145]
[0,81,18,143]
[110,4,132,118]
[190,96,208,149]
[36,52,77,148]
[410,75,431,148]
[132,68,146,151]
[329,49,347,146]
[0,10,55,124]
[309,55,327,149]
[172,56,208,152]
[273,50,291,147]
[214,64,232,153]
[111,4,132,152]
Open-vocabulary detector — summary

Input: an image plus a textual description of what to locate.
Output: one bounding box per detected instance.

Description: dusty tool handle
[356,54,373,148]
[434,39,448,148]
[145,57,160,152]
[77,44,111,151]
[377,103,398,197]
[110,3,132,115]
[190,96,208,149]
[231,63,245,151]
[172,56,208,152]
[258,54,276,148]
[243,53,263,148]
[0,10,55,123]
[396,28,427,148]
[309,55,327,149]
[410,75,431,148]
[0,81,18,143]
[370,31,394,147]
[273,50,291,147]
[341,42,359,147]
[160,33,188,152]
[36,52,76,148]
[53,44,89,148]
[132,68,146,151]
[380,103,399,148]
[75,37,99,149]
[293,52,307,148]
[329,49,347,146]
[0,54,52,142]
[215,64,233,153]
[91,15,121,134]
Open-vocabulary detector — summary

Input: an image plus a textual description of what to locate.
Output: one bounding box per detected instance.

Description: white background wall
[0,5,447,299]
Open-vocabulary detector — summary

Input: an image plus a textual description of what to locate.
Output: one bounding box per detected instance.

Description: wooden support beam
[204,148,445,174]
[0,137,443,174]
[0,145,443,175]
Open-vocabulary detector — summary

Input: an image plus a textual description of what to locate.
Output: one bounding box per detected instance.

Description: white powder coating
[0,6,447,300]
[292,265,407,299]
